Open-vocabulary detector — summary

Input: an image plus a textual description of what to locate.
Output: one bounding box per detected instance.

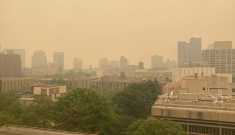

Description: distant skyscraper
[202,41,233,74]
[32,50,47,67]
[178,42,186,67]
[178,37,201,67]
[190,37,202,64]
[53,52,64,71]
[120,56,129,68]
[99,58,108,68]
[3,49,25,68]
[151,55,163,68]
[109,61,120,68]
[73,58,82,69]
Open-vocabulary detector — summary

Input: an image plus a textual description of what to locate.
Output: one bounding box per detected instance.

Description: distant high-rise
[190,37,202,64]
[120,56,129,68]
[0,53,21,77]
[202,41,233,74]
[32,50,47,67]
[151,55,163,68]
[99,58,108,68]
[109,61,120,68]
[53,52,64,71]
[73,58,82,69]
[3,49,25,68]
[178,37,201,67]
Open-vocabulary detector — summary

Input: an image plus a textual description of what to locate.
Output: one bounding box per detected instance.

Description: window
[232,88,235,92]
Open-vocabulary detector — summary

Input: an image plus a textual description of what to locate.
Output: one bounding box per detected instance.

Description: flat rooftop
[33,84,66,87]
[0,125,96,135]
[0,77,33,81]
[152,97,235,123]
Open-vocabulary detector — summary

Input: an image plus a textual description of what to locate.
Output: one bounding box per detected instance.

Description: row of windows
[182,125,235,135]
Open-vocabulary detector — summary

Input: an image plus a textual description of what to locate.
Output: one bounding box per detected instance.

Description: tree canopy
[52,88,117,134]
[50,78,67,85]
[127,119,186,135]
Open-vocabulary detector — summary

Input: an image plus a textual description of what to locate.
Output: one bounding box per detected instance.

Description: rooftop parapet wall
[152,104,235,123]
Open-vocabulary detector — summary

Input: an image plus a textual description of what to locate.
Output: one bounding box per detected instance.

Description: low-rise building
[163,74,235,96]
[149,93,235,135]
[172,67,215,82]
[0,78,34,92]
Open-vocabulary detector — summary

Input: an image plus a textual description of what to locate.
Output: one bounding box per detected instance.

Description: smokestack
[195,73,198,79]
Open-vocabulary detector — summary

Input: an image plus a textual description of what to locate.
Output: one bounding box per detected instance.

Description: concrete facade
[178,37,201,67]
[202,41,235,75]
[172,67,215,82]
[163,76,235,96]
[149,98,235,135]
[33,84,66,96]
[53,52,64,71]
[32,50,47,67]
[73,58,82,69]
[0,53,21,77]
[0,78,34,92]
[3,49,25,68]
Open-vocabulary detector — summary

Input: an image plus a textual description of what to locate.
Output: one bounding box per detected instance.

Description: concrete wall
[151,106,235,123]
[172,68,215,82]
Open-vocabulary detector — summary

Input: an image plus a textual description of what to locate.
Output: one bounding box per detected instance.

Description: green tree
[52,88,117,135]
[127,119,186,135]
[27,94,54,128]
[50,78,66,85]
[112,89,147,119]
[107,115,136,135]
[120,71,126,79]
[96,88,121,101]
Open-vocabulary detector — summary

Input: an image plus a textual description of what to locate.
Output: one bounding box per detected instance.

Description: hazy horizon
[1,0,235,69]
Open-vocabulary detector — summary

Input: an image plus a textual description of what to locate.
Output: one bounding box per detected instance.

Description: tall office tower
[151,55,163,69]
[190,37,202,64]
[0,53,21,77]
[73,58,82,69]
[53,52,64,71]
[120,56,129,69]
[99,58,108,68]
[178,42,186,67]
[3,49,25,68]
[202,41,233,74]
[207,44,214,49]
[109,61,120,68]
[32,50,47,67]
[178,37,201,67]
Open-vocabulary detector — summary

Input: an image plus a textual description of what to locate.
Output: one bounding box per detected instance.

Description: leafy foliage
[96,88,121,101]
[52,88,117,134]
[127,119,186,135]
[50,78,67,85]
[120,71,126,79]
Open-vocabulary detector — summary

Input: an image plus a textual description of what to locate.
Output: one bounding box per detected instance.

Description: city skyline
[0,0,234,69]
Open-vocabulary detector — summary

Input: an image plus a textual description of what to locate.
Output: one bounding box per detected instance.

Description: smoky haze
[0,0,235,69]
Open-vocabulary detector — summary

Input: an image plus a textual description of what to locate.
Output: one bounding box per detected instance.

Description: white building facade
[172,67,215,82]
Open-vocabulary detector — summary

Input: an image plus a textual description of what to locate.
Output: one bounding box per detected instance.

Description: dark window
[232,88,235,92]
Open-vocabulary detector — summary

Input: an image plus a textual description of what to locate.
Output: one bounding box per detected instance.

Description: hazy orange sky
[0,0,235,69]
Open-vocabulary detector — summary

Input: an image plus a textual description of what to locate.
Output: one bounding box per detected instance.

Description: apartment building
[0,52,21,77]
[202,41,233,74]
